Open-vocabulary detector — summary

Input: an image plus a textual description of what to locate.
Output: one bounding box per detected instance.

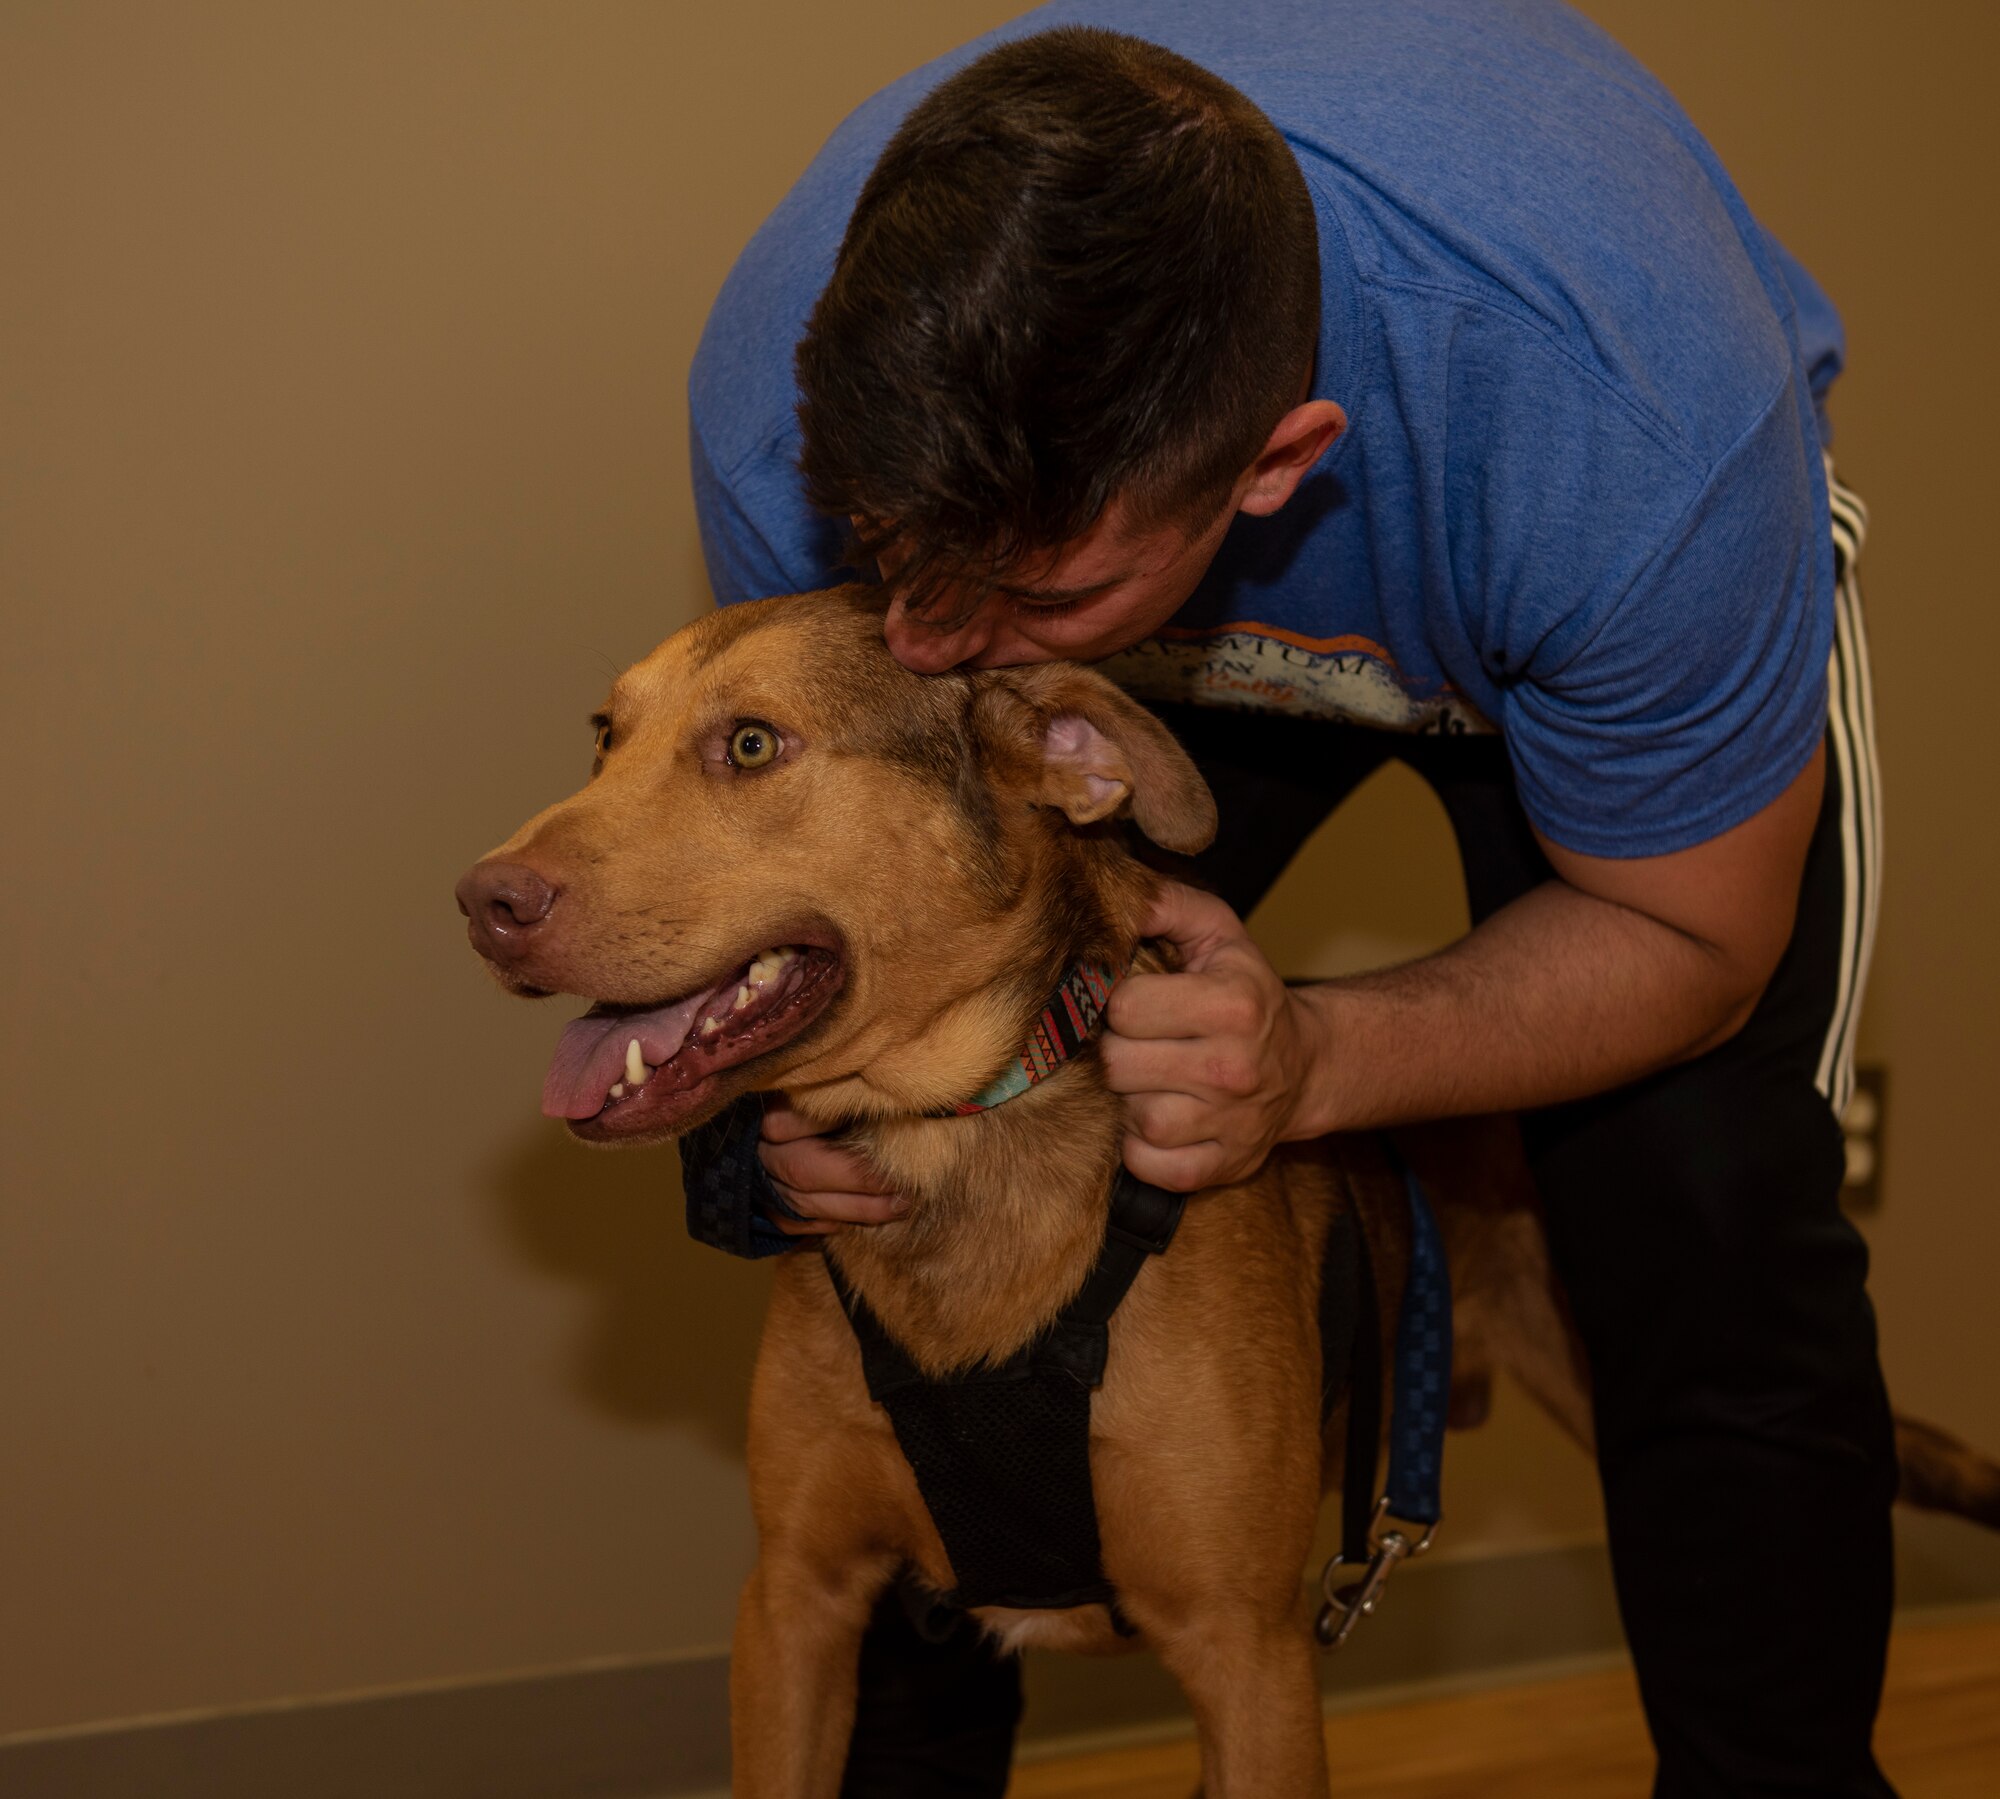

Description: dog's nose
[456,859,559,962]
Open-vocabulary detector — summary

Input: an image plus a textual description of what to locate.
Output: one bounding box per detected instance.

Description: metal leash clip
[1313,1496,1438,1650]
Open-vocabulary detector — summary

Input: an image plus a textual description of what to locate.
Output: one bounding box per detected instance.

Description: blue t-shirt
[689,0,1844,858]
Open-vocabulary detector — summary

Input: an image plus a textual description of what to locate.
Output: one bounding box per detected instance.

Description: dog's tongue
[541,993,710,1120]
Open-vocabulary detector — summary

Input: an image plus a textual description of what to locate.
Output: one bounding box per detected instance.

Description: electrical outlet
[1840,1064,1886,1214]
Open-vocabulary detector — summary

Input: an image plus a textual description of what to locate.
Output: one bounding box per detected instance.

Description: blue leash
[1386,1159,1452,1526]
[1316,1148,1452,1650]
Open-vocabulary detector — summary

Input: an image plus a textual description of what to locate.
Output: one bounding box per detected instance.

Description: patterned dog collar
[947,959,1123,1115]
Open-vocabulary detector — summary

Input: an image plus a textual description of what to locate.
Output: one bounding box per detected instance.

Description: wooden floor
[1007,1615,2000,1798]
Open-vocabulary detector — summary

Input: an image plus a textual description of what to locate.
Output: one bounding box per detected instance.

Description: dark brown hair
[794,26,1321,613]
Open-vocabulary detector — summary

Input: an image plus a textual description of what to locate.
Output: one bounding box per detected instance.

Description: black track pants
[841,491,1895,1798]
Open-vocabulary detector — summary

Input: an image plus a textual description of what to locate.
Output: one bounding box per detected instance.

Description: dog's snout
[456,859,559,961]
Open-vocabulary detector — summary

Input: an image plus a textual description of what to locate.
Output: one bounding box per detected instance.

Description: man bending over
[687,6,1892,1793]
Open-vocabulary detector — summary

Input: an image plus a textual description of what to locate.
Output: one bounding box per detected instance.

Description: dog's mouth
[541,942,845,1141]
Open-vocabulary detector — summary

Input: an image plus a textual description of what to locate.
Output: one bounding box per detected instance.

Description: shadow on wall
[484,1121,769,1457]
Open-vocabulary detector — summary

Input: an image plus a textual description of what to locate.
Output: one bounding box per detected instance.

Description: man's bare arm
[1106,742,1826,1187]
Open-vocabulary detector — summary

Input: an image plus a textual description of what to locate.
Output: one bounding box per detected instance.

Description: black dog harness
[829,1165,1436,1626]
[829,1167,1184,1613]
[825,958,1454,1634]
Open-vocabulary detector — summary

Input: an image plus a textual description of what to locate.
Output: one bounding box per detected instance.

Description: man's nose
[455,859,559,963]
[884,600,988,674]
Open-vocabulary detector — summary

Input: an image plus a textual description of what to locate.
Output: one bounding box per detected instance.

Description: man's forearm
[1286,877,1763,1136]
[1112,750,1818,1191]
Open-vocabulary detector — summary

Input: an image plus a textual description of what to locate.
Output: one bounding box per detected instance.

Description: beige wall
[2,0,1993,1740]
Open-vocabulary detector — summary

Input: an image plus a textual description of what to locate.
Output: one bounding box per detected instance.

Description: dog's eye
[727,722,780,769]
[591,713,613,761]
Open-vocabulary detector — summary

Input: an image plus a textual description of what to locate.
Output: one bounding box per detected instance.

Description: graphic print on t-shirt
[1102,622,1494,735]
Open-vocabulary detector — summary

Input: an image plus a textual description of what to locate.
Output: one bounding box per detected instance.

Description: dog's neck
[827,1059,1128,1376]
[810,844,1160,1376]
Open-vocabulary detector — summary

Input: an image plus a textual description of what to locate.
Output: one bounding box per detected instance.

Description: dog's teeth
[609,1082,625,1100]
[700,1016,721,1037]
[624,1038,646,1086]
[747,947,794,989]
[732,984,753,1011]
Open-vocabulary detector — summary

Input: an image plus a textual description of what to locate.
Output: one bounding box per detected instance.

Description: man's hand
[757,1100,906,1236]
[1101,882,1329,1192]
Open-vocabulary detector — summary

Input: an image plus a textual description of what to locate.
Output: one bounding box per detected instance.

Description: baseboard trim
[0,1652,731,1799]
[9,1512,1999,1798]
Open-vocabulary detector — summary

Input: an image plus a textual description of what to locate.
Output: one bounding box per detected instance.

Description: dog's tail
[1896,1412,2000,1529]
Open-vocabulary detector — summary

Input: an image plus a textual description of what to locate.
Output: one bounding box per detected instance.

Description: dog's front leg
[1150,1615,1329,1798]
[731,1548,895,1797]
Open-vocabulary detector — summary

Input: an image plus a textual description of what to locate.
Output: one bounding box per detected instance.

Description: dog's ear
[976,665,1218,855]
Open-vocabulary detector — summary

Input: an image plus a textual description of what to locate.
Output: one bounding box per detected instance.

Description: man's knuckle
[1205,988,1252,1035]
[1123,1134,1165,1176]
[1205,1053,1254,1096]
[775,1184,826,1219]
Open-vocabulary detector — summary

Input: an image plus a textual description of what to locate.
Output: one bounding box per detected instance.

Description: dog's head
[457,587,1215,1143]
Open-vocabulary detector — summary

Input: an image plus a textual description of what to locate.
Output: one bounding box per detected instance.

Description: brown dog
[459,588,2000,1796]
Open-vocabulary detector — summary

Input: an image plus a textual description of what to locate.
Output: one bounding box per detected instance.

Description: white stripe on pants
[1815,463,1880,1115]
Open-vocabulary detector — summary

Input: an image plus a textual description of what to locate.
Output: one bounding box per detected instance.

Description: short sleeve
[1501,377,1831,857]
[1441,315,1833,859]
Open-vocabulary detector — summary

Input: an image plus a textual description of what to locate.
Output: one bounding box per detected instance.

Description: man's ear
[976,664,1218,855]
[1238,399,1346,518]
